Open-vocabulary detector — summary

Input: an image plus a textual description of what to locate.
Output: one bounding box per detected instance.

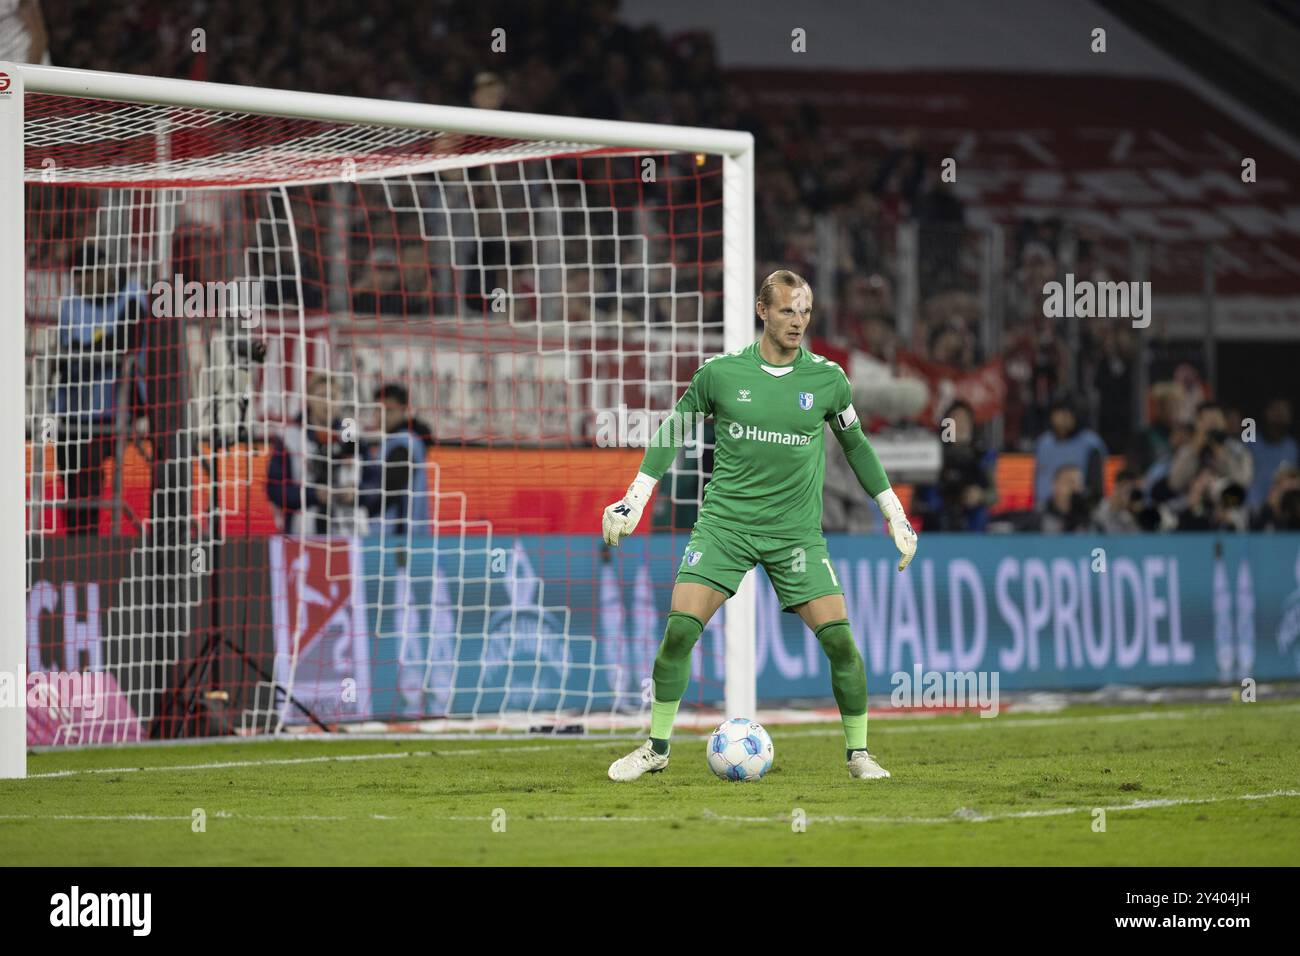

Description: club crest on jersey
[684,549,704,566]
[737,388,752,403]
[798,391,814,410]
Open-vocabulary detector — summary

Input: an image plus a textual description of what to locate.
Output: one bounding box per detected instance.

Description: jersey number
[821,558,840,587]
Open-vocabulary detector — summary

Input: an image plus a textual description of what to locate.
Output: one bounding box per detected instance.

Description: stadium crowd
[28,0,1300,534]
[910,394,1300,534]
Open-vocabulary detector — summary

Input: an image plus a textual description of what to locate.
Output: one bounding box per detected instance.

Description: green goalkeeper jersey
[638,340,889,537]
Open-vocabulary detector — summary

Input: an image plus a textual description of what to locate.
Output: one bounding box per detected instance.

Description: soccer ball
[706,717,774,781]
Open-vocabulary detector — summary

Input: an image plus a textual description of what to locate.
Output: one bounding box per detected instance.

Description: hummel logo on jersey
[727,421,812,446]
[737,388,751,402]
[799,391,814,410]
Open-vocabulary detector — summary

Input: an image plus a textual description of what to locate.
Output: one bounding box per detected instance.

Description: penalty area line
[23,740,625,779]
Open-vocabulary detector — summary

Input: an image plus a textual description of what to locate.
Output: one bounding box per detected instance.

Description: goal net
[7,64,754,757]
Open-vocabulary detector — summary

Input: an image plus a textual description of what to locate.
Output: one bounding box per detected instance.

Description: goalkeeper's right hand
[602,472,658,547]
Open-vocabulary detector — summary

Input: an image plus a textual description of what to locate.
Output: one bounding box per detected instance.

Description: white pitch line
[0,813,398,823]
[1,790,1295,827]
[774,701,1300,739]
[430,788,1300,825]
[22,740,626,779]
[0,814,192,822]
[18,702,1299,780]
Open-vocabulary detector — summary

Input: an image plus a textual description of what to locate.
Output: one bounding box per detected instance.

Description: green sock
[647,611,704,752]
[649,700,679,751]
[814,619,868,755]
[842,714,868,760]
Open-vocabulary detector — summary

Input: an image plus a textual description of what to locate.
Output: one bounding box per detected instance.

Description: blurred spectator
[1177,470,1247,532]
[1216,480,1250,532]
[1168,401,1252,496]
[470,70,507,111]
[1281,490,1300,531]
[377,381,433,445]
[397,243,435,316]
[1087,323,1133,456]
[1246,398,1297,512]
[917,178,965,228]
[1037,464,1095,533]
[921,291,980,364]
[1033,399,1106,510]
[837,191,887,284]
[916,180,966,295]
[1025,319,1070,439]
[1142,420,1191,500]
[361,382,432,544]
[839,273,897,359]
[911,399,997,531]
[1094,468,1141,533]
[54,244,145,534]
[351,247,406,315]
[871,128,926,221]
[1170,363,1209,426]
[927,320,975,369]
[266,374,364,535]
[1131,381,1180,475]
[1251,463,1300,531]
[1177,469,1212,530]
[0,0,47,62]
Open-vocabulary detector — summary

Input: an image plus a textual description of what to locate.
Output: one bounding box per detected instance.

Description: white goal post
[1,62,755,777]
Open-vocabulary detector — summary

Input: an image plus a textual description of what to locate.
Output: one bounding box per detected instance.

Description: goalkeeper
[603,270,916,782]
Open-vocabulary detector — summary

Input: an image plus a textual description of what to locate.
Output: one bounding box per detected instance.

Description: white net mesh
[24,89,729,743]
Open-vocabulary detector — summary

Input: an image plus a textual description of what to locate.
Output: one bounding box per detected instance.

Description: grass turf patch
[2,700,1297,865]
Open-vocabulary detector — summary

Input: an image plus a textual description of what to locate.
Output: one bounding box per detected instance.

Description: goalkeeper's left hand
[874,487,918,571]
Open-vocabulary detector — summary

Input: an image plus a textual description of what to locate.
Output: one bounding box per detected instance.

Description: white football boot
[847,750,892,780]
[607,740,669,781]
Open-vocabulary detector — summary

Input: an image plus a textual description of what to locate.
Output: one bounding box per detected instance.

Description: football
[706,718,774,781]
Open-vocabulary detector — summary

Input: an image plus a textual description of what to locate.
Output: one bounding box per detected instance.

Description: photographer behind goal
[359,383,432,546]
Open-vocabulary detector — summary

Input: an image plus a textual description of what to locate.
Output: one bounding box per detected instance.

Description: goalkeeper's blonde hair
[758,269,812,307]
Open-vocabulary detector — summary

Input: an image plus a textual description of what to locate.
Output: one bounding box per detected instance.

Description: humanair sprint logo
[727,421,811,446]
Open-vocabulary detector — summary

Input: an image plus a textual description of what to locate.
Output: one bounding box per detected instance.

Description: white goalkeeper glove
[875,487,917,571]
[602,472,657,547]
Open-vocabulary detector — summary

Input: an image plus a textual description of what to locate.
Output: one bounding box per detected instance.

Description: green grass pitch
[3,699,1297,865]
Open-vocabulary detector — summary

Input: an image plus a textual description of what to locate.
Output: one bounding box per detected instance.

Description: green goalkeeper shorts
[675,520,843,612]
